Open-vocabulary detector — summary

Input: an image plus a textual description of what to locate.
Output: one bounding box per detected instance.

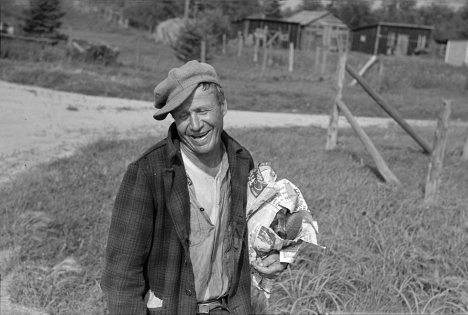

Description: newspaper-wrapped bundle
[247,162,321,297]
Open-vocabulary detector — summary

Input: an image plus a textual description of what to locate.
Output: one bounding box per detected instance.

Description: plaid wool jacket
[101,123,254,315]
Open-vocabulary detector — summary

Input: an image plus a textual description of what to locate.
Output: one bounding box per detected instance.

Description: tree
[328,0,377,29]
[454,2,468,38]
[172,9,230,62]
[123,1,184,31]
[22,0,65,36]
[302,0,324,11]
[418,2,456,39]
[376,0,419,23]
[264,0,282,19]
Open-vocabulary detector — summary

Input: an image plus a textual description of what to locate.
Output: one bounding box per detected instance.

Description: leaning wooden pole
[425,100,451,205]
[326,52,346,150]
[336,100,400,184]
[346,64,432,154]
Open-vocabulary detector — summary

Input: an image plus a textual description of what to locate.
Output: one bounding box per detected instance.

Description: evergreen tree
[454,2,468,38]
[302,0,325,11]
[172,9,230,63]
[23,0,65,36]
[265,0,282,19]
[418,3,456,39]
[328,0,377,29]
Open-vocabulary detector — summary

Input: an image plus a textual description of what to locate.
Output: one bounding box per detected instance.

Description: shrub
[67,41,119,66]
[172,9,230,63]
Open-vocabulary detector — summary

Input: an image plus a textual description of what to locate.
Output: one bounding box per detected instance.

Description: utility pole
[184,0,190,20]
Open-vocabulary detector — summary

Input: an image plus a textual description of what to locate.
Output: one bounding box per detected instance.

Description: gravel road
[1,80,450,186]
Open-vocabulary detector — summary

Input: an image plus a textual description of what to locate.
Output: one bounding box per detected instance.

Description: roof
[285,10,330,25]
[234,17,300,25]
[447,38,468,42]
[353,22,434,31]
[285,10,349,29]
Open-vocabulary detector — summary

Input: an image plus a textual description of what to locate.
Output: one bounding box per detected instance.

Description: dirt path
[0,80,463,314]
[2,80,454,186]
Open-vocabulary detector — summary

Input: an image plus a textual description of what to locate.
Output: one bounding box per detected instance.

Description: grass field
[2,3,468,314]
[1,125,468,314]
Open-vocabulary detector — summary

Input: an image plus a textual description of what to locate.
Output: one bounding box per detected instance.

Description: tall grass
[1,125,467,314]
[0,39,67,62]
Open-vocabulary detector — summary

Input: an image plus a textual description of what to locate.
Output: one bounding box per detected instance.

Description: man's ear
[221,100,228,116]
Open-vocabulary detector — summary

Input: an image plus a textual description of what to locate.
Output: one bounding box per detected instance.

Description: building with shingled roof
[285,10,350,51]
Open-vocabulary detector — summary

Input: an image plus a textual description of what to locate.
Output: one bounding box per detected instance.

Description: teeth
[191,131,209,139]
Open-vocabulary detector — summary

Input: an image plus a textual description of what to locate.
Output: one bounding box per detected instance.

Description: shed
[445,39,468,66]
[351,22,433,56]
[285,10,350,51]
[232,18,301,49]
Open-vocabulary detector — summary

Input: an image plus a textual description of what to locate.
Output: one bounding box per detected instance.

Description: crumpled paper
[247,162,322,297]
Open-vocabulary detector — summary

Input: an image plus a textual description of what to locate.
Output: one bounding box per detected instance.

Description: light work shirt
[181,146,231,302]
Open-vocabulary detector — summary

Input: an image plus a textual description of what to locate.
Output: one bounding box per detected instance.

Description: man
[101,60,285,315]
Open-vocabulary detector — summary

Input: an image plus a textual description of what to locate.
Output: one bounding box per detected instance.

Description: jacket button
[186,289,192,296]
[200,207,204,212]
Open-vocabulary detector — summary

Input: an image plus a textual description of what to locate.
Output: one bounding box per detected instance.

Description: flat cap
[153,60,220,120]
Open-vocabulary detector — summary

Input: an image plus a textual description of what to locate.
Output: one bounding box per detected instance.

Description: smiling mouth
[190,130,210,141]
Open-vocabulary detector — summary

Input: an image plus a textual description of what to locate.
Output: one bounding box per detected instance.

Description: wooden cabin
[285,10,350,51]
[232,17,301,49]
[351,22,433,56]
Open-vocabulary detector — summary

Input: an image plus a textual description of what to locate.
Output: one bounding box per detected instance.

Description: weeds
[1,126,467,314]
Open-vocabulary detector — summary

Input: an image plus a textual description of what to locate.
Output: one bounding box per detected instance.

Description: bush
[172,9,230,63]
[68,41,119,66]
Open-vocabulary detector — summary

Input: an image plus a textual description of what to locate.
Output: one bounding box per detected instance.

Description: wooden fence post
[253,36,259,62]
[346,64,432,154]
[425,100,451,205]
[268,43,273,66]
[237,31,243,57]
[200,40,206,63]
[288,42,294,72]
[222,33,226,55]
[462,127,468,161]
[336,100,400,185]
[261,26,269,76]
[315,46,321,73]
[326,52,347,150]
[377,60,384,93]
[320,47,328,79]
[261,42,269,76]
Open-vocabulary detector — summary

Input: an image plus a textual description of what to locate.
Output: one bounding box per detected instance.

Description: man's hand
[251,252,287,279]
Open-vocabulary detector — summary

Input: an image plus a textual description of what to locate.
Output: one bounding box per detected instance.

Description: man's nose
[189,113,202,131]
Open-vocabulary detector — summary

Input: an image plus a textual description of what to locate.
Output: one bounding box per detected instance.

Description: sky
[280,0,466,11]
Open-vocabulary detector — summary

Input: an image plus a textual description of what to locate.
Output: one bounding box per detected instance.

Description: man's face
[172,86,227,158]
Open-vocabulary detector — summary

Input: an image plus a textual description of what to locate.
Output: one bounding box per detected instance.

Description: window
[387,32,395,47]
[417,35,427,48]
[360,35,366,42]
